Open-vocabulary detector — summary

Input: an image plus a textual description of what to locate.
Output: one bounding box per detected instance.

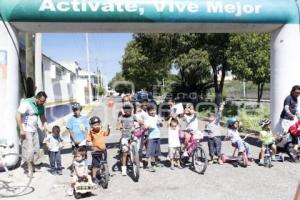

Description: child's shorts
[91,150,107,168]
[232,140,246,153]
[168,147,180,159]
[146,138,161,157]
[121,137,130,153]
[290,134,300,145]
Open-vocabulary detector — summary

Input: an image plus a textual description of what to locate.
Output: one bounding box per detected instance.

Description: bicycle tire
[130,142,140,182]
[0,153,33,198]
[101,164,109,189]
[192,146,207,174]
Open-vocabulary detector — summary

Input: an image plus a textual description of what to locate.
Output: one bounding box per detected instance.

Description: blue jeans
[49,151,62,171]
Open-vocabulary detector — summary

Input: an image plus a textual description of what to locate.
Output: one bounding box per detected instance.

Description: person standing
[280,85,300,135]
[16,91,48,176]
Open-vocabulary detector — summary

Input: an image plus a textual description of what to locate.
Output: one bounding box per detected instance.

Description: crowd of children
[41,96,300,196]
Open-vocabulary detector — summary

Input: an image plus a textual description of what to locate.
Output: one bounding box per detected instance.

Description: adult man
[16,91,48,175]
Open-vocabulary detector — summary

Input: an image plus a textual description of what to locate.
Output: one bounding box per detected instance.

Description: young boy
[167,117,182,170]
[258,119,277,165]
[144,104,163,172]
[69,150,94,193]
[119,103,135,176]
[67,103,89,151]
[44,126,64,175]
[87,116,110,182]
[205,104,224,165]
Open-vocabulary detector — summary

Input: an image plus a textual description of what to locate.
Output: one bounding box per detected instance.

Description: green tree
[227,33,270,102]
[108,72,132,94]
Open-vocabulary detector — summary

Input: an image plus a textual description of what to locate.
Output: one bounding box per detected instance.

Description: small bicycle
[180,129,208,174]
[0,141,33,197]
[91,151,109,189]
[113,133,140,182]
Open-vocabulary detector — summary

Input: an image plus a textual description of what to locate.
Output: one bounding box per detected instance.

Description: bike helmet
[227,117,238,128]
[259,119,271,128]
[89,116,101,125]
[71,102,81,111]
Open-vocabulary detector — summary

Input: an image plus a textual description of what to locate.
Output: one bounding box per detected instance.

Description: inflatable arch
[0,0,300,166]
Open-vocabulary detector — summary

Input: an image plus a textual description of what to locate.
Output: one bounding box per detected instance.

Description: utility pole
[85,33,93,104]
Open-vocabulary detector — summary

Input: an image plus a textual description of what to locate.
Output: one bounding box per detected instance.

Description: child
[287,119,300,161]
[205,104,224,165]
[144,104,163,172]
[226,118,252,165]
[44,126,64,175]
[70,150,94,190]
[133,104,148,168]
[258,119,277,165]
[66,103,89,151]
[183,103,202,156]
[119,103,135,176]
[86,116,110,182]
[167,117,182,170]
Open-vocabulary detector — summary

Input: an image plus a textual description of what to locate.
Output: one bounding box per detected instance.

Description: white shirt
[17,98,44,132]
[227,129,242,143]
[168,127,181,148]
[43,134,63,152]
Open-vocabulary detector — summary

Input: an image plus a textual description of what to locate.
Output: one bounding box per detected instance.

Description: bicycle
[90,150,109,189]
[114,132,140,182]
[0,141,33,197]
[181,129,208,174]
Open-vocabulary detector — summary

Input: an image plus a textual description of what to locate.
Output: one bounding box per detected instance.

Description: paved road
[1,97,300,200]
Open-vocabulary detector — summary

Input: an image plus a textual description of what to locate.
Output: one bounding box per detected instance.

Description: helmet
[122,102,133,110]
[72,103,81,111]
[259,119,271,128]
[227,117,238,127]
[89,116,101,125]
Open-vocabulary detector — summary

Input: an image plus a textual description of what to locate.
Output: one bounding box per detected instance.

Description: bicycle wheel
[192,146,207,174]
[100,164,109,189]
[0,153,33,198]
[130,142,140,182]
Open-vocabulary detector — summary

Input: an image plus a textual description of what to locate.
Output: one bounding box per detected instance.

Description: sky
[42,33,133,85]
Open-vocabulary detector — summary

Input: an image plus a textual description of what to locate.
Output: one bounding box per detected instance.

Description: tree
[227,33,270,103]
[108,72,132,94]
[122,40,170,91]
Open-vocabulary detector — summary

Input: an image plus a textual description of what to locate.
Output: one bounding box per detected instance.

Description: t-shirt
[120,115,135,138]
[168,127,180,148]
[86,129,109,151]
[184,114,198,132]
[227,129,242,143]
[43,134,63,152]
[66,115,89,143]
[17,97,45,132]
[259,131,275,145]
[145,115,161,139]
[280,95,298,120]
[205,111,222,138]
[73,159,88,177]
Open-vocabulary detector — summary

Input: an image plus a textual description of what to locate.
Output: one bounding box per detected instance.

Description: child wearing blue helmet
[226,117,252,165]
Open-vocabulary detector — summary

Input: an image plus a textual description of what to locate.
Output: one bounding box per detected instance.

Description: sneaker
[57,170,63,175]
[67,188,73,196]
[183,151,188,157]
[170,166,175,170]
[121,166,127,176]
[147,166,156,172]
[271,155,276,161]
[139,162,144,168]
[50,169,56,175]
[208,160,214,165]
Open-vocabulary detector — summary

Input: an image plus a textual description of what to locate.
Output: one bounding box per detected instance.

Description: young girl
[226,118,252,165]
[43,126,64,175]
[183,103,202,156]
[167,117,182,170]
